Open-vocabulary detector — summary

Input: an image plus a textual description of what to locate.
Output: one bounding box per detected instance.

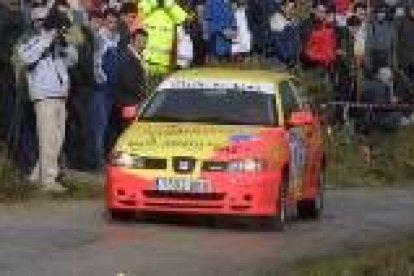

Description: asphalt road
[1,188,414,276]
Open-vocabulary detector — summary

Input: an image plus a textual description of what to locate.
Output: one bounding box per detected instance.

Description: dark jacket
[267,17,300,67]
[246,0,280,55]
[70,25,95,89]
[115,47,147,106]
[366,19,396,69]
[397,17,414,67]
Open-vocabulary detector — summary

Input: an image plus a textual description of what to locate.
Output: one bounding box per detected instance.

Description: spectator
[119,2,142,48]
[365,4,396,72]
[187,3,208,66]
[18,1,78,191]
[142,0,188,75]
[267,0,300,68]
[351,2,368,68]
[231,0,251,62]
[91,8,120,170]
[333,0,351,27]
[65,10,101,170]
[115,29,148,129]
[397,5,414,81]
[246,0,279,58]
[336,15,361,102]
[204,0,237,61]
[302,3,338,72]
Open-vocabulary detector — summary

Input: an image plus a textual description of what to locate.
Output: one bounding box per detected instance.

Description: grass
[295,235,414,276]
[325,125,414,188]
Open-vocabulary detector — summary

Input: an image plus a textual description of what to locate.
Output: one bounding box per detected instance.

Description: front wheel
[264,175,288,231]
[107,208,135,222]
[298,168,324,220]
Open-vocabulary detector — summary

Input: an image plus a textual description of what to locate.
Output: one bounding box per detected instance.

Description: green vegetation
[325,126,414,188]
[296,235,414,276]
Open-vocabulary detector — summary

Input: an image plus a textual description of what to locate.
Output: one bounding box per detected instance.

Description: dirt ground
[1,188,414,276]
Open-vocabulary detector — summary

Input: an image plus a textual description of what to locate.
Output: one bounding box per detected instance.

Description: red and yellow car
[106,68,325,229]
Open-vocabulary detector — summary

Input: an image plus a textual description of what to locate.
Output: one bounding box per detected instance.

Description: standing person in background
[204,0,237,62]
[267,0,300,68]
[365,4,396,73]
[187,2,207,66]
[302,3,338,74]
[333,0,351,27]
[231,0,251,62]
[141,0,188,75]
[397,4,414,82]
[18,1,78,191]
[119,2,143,48]
[246,0,280,60]
[65,10,101,170]
[91,8,120,170]
[115,28,148,133]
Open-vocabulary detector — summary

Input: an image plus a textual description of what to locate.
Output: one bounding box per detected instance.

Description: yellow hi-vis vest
[140,0,187,74]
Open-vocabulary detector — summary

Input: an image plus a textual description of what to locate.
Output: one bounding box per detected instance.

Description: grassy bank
[296,235,414,276]
[325,125,414,188]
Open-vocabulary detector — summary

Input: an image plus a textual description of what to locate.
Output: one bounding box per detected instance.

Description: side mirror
[121,106,137,121]
[288,111,314,127]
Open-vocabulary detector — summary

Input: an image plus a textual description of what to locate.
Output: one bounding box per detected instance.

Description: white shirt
[232,7,251,54]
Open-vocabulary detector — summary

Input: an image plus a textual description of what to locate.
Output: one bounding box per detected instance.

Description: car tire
[107,208,135,222]
[298,167,324,220]
[265,174,288,231]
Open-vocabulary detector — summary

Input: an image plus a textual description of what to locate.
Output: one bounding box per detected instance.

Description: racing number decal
[289,128,307,200]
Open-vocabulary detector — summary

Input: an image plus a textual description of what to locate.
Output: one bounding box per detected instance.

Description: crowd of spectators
[1,0,414,191]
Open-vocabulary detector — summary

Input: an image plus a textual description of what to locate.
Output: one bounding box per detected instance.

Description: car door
[279,80,307,204]
[288,79,323,196]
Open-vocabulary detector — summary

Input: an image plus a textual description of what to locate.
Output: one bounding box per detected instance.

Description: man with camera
[17,0,78,192]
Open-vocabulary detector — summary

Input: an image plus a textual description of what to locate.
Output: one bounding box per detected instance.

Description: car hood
[115,122,283,160]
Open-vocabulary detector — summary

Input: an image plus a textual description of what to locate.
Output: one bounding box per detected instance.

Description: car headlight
[110,152,145,168]
[227,159,266,173]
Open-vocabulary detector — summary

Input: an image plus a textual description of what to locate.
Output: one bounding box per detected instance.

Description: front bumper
[106,167,282,216]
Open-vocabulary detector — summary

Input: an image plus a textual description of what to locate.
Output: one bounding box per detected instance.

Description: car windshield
[140,88,277,126]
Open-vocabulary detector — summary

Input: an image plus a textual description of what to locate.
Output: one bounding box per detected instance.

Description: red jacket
[304,22,337,69]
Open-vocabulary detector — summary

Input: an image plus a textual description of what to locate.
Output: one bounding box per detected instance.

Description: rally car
[106,68,325,229]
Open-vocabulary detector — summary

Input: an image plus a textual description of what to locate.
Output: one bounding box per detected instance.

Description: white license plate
[156,178,210,193]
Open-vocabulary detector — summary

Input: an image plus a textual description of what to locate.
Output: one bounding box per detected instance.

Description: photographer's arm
[17,31,56,66]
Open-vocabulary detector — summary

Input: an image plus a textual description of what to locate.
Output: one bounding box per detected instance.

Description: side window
[280,81,300,121]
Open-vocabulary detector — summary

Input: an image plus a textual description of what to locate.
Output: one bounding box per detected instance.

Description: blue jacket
[204,0,236,57]
[267,23,300,67]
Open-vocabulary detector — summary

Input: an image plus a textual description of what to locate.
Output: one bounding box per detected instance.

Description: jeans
[90,86,114,169]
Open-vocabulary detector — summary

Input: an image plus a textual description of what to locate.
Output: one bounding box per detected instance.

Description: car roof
[168,67,293,86]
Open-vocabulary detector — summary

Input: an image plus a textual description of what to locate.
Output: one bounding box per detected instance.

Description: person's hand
[121,106,137,120]
[223,29,237,41]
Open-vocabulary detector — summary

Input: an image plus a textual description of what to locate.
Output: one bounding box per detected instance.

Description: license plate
[156,178,210,193]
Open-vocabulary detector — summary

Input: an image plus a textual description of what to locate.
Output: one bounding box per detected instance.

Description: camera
[42,0,72,33]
